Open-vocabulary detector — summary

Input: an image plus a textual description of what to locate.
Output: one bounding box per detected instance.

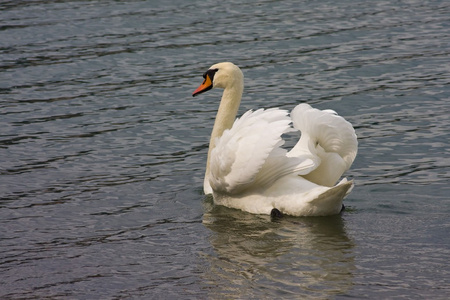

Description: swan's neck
[210,86,243,147]
[204,83,243,193]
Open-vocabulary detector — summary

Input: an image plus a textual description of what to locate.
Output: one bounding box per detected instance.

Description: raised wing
[289,103,358,186]
[209,108,316,195]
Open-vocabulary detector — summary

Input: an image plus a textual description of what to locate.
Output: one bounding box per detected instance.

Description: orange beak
[192,73,213,97]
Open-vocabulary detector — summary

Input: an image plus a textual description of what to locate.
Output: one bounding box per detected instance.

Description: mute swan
[193,62,357,217]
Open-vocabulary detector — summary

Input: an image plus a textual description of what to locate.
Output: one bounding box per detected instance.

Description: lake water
[1,0,449,298]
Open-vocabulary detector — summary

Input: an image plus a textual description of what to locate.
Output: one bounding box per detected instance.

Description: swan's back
[209,103,357,195]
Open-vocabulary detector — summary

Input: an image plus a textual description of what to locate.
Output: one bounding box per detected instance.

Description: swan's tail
[289,103,358,186]
[273,178,354,216]
[305,179,354,216]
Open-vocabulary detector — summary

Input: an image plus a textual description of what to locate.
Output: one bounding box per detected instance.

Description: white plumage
[193,62,358,217]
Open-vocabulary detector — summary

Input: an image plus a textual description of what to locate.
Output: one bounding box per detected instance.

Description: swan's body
[193,62,357,217]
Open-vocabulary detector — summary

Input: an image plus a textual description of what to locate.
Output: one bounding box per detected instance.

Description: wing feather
[209,108,316,194]
[289,103,358,186]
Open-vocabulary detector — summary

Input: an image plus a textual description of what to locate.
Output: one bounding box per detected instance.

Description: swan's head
[192,62,243,97]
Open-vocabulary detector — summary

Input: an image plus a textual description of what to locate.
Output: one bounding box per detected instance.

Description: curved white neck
[204,82,243,194]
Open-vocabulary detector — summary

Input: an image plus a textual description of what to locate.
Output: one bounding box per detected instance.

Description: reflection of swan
[202,200,355,298]
[193,62,358,216]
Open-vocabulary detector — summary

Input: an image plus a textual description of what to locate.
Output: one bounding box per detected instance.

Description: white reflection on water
[202,197,355,298]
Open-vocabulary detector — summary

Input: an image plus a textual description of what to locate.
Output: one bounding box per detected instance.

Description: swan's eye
[204,68,219,80]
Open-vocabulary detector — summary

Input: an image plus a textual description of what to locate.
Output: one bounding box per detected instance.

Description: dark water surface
[1,0,449,298]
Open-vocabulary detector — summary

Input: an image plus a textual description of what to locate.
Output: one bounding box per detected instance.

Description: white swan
[193,62,358,217]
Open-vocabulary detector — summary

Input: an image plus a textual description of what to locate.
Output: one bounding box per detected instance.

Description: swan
[192,62,358,217]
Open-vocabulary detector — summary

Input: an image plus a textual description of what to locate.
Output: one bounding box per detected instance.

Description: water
[1,0,449,298]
